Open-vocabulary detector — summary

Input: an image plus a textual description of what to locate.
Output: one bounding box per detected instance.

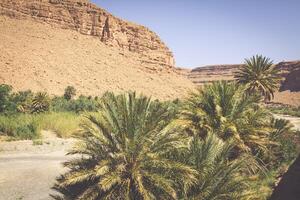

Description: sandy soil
[0,132,75,200]
[0,16,194,100]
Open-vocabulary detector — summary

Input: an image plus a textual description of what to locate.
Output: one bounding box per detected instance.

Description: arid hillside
[188,61,300,106]
[0,0,194,99]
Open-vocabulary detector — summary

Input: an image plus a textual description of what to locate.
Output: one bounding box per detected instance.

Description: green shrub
[32,139,43,145]
[0,114,40,140]
[35,112,81,138]
[64,86,76,100]
[51,96,99,113]
[51,96,70,112]
[0,84,13,113]
[0,112,81,139]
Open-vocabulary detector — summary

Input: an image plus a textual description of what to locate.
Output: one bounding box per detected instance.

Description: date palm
[184,133,261,200]
[52,92,196,200]
[234,55,281,101]
[179,81,272,154]
[31,92,50,113]
[266,118,296,167]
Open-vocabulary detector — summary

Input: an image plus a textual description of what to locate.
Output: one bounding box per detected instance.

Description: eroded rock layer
[0,0,174,67]
[188,61,300,106]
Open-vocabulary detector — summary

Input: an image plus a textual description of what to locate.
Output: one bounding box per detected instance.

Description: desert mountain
[0,0,299,105]
[0,0,194,99]
[188,61,300,106]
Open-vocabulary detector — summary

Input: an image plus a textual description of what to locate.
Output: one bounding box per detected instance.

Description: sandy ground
[0,16,194,100]
[0,132,75,200]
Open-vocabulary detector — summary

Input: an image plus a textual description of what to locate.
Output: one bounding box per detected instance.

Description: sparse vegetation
[32,139,43,145]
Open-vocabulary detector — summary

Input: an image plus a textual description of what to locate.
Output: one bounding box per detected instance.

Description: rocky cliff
[188,61,300,106]
[0,0,194,99]
[0,0,174,67]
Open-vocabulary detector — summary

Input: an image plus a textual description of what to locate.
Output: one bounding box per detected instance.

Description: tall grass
[0,114,40,140]
[36,112,81,138]
[0,112,82,140]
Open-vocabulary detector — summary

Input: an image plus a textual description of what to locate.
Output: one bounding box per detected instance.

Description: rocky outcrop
[188,64,241,84]
[277,61,300,92]
[0,0,174,67]
[188,61,300,106]
[189,61,300,86]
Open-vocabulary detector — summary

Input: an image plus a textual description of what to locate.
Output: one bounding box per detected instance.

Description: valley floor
[0,132,74,200]
[0,115,299,200]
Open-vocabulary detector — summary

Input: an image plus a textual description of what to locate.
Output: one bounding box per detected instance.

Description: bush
[51,96,70,112]
[36,112,81,137]
[0,114,40,140]
[64,86,76,100]
[0,84,13,113]
[51,96,99,113]
[0,112,81,139]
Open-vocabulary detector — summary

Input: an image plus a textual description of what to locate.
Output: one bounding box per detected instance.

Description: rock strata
[188,61,300,106]
[0,0,174,67]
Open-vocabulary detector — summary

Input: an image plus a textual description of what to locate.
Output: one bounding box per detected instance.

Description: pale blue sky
[91,0,300,68]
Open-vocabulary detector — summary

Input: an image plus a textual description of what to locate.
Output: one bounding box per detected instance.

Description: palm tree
[179,81,272,154]
[266,118,297,168]
[31,92,50,113]
[234,55,281,101]
[52,92,196,200]
[183,133,261,200]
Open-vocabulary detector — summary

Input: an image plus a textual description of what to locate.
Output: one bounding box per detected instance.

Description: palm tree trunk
[269,154,300,200]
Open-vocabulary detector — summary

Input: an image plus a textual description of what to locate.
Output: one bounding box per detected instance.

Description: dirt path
[0,131,75,200]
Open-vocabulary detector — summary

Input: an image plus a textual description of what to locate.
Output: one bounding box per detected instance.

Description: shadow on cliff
[280,69,300,92]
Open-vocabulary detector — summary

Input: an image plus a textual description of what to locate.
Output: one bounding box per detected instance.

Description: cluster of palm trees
[52,55,294,200]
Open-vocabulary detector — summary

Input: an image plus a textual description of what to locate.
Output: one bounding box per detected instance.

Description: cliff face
[0,0,174,67]
[188,61,300,106]
[189,64,242,84]
[0,0,195,99]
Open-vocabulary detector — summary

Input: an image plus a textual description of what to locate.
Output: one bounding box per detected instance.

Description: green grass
[0,112,83,140]
[32,139,43,145]
[36,112,82,138]
[0,114,40,140]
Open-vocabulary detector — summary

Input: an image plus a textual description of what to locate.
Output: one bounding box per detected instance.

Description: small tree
[0,84,13,113]
[64,86,76,100]
[31,92,50,113]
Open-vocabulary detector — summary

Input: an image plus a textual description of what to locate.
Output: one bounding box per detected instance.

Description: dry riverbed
[0,131,75,200]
